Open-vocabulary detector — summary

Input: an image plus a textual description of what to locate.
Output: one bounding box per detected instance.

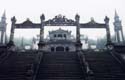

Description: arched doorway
[51,47,55,52]
[65,47,69,52]
[56,46,64,52]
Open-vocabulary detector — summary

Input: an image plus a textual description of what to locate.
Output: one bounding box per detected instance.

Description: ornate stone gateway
[8,14,112,51]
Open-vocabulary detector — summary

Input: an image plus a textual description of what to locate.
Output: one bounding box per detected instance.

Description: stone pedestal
[106,42,114,50]
[7,41,15,51]
[7,41,14,47]
[75,41,82,52]
[38,41,45,50]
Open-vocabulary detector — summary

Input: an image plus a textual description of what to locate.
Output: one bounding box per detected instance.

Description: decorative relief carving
[45,14,75,26]
[22,18,33,26]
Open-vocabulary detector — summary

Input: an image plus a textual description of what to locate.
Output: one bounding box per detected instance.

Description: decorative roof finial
[104,16,109,24]
[26,18,30,21]
[58,14,62,18]
[91,17,94,22]
[1,10,6,22]
[75,14,80,22]
[11,16,16,23]
[2,10,6,18]
[114,10,120,21]
[40,14,45,21]
[115,10,119,17]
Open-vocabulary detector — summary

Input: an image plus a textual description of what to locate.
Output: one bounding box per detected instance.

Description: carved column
[116,31,120,43]
[38,14,45,50]
[104,16,113,48]
[7,16,16,47]
[114,25,120,43]
[75,14,82,51]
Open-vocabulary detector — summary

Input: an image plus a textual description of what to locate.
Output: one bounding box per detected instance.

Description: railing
[0,50,13,64]
[113,44,125,53]
[33,50,43,80]
[0,45,7,60]
[109,50,125,72]
[77,50,94,80]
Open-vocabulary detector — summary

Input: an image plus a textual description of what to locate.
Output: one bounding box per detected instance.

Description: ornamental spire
[114,10,120,21]
[1,10,6,22]
[115,10,119,17]
[2,10,6,18]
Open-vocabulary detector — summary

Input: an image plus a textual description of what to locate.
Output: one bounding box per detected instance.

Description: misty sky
[0,0,125,40]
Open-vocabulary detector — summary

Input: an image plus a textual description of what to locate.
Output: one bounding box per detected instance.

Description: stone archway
[56,46,64,52]
[9,15,112,50]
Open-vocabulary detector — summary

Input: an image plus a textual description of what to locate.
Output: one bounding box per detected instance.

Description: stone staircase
[84,50,125,80]
[35,52,85,80]
[0,51,37,80]
[1,50,124,80]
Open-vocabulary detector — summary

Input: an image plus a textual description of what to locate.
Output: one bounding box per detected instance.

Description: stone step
[84,51,125,79]
[35,52,85,80]
[0,51,36,80]
[36,77,84,79]
[95,78,125,80]
[36,73,84,77]
[94,73,125,78]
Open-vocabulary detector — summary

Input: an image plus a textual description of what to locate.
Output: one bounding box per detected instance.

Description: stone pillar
[75,14,82,51]
[116,31,120,43]
[104,16,113,49]
[38,14,45,50]
[114,11,125,43]
[7,16,16,47]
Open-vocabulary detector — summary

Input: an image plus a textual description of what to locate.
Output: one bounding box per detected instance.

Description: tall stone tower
[0,11,7,44]
[113,11,124,43]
